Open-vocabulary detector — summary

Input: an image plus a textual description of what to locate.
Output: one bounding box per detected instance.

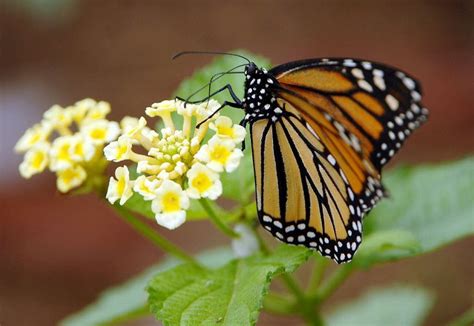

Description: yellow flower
[105,98,246,229]
[103,136,133,162]
[83,100,110,122]
[186,163,222,199]
[69,135,96,162]
[81,119,120,145]
[133,175,160,200]
[49,136,75,171]
[195,136,244,172]
[194,99,221,122]
[210,116,246,143]
[71,98,111,124]
[56,165,87,193]
[106,166,134,205]
[145,100,177,130]
[19,142,50,178]
[15,98,119,193]
[43,104,73,129]
[14,122,52,153]
[152,180,189,229]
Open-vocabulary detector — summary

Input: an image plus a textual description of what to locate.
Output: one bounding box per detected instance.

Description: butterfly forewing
[270,58,428,169]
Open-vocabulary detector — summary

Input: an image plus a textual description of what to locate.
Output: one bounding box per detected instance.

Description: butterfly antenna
[173,51,251,64]
[182,63,246,103]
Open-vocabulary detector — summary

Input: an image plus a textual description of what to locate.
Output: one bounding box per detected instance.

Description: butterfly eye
[246,63,257,76]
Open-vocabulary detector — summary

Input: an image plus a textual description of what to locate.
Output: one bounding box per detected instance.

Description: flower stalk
[113,205,201,268]
[199,198,239,238]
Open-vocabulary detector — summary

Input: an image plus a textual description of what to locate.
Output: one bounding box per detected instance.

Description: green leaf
[148,245,311,326]
[61,247,233,326]
[173,50,270,203]
[326,285,435,326]
[355,156,474,265]
[353,230,421,267]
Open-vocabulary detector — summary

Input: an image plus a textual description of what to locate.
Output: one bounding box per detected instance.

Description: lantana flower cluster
[104,99,246,229]
[15,99,120,193]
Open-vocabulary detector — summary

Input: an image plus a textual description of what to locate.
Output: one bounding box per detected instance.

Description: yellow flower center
[117,176,126,195]
[61,168,78,185]
[74,142,84,157]
[117,144,128,158]
[58,143,71,160]
[29,133,42,146]
[210,145,231,164]
[31,151,45,169]
[191,172,212,193]
[217,125,234,137]
[90,128,106,140]
[162,192,180,212]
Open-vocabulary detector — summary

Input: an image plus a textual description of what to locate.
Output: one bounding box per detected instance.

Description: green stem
[447,307,474,326]
[307,255,329,295]
[113,205,201,267]
[280,273,322,325]
[312,264,354,303]
[263,292,296,315]
[281,273,306,303]
[199,198,239,238]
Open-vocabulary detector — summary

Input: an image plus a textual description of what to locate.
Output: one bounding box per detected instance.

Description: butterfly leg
[238,118,248,150]
[196,100,242,128]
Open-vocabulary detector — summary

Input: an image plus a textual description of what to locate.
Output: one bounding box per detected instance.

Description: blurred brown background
[1,1,473,325]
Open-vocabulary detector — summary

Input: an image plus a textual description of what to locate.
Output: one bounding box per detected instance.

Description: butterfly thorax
[242,63,283,123]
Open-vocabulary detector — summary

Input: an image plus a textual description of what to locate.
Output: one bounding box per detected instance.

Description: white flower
[176,101,199,117]
[151,180,189,229]
[14,122,52,153]
[106,166,134,205]
[83,100,110,121]
[56,165,87,193]
[121,117,147,139]
[133,175,160,200]
[69,135,96,162]
[145,100,177,130]
[103,136,133,162]
[43,105,73,127]
[141,128,159,144]
[137,160,161,175]
[145,100,177,117]
[15,98,118,194]
[120,116,141,133]
[195,99,221,121]
[195,136,244,172]
[82,119,120,145]
[19,142,50,178]
[231,223,259,258]
[186,163,222,199]
[49,136,75,171]
[210,116,246,143]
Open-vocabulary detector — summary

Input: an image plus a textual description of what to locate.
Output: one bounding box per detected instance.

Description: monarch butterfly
[176,52,428,263]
